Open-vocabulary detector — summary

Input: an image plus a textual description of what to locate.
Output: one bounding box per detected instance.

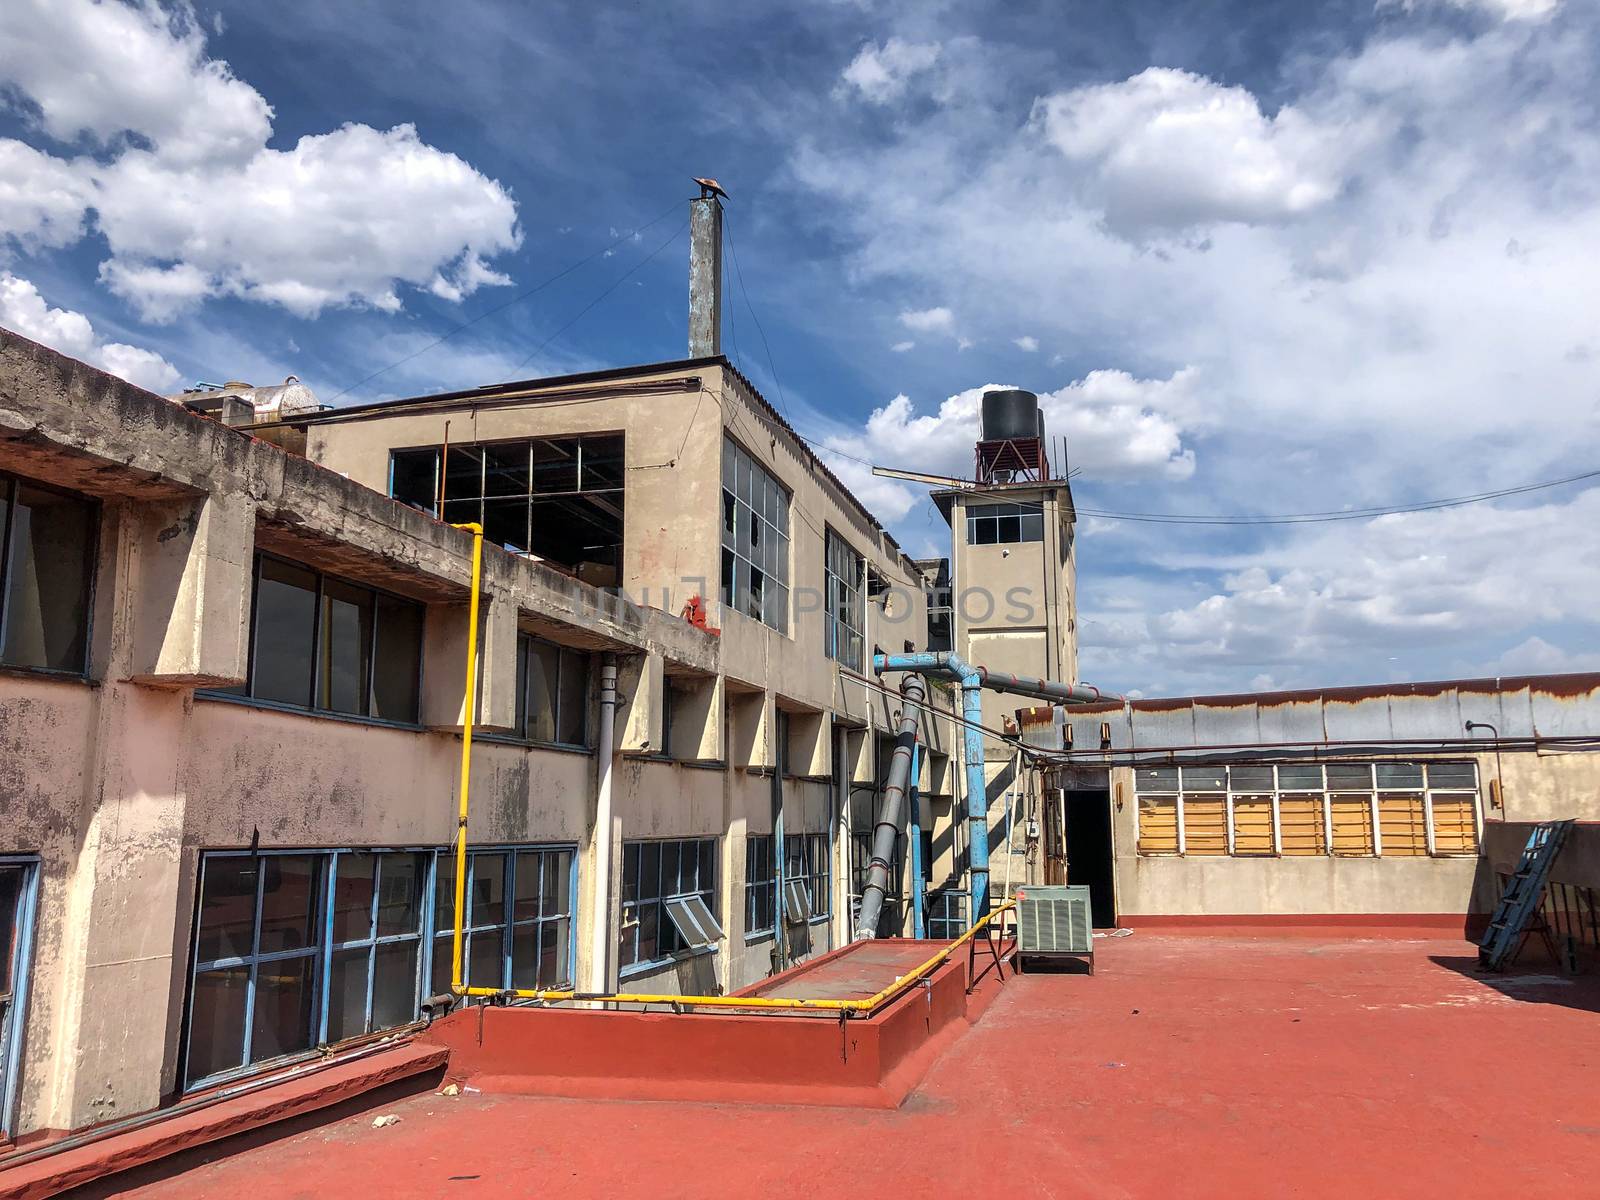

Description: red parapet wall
[1119,912,1478,937]
[420,944,1000,1110]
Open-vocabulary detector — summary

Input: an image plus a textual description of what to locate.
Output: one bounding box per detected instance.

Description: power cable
[1073,466,1600,526]
[723,209,791,422]
[323,198,689,405]
[509,216,689,375]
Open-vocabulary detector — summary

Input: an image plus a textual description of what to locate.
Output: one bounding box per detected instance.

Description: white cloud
[0,139,90,248]
[1484,635,1600,674]
[1033,67,1349,235]
[838,38,942,104]
[1013,335,1039,352]
[0,0,520,319]
[1400,0,1562,22]
[890,339,915,352]
[899,305,955,334]
[0,0,271,166]
[0,272,180,392]
[815,368,1203,522]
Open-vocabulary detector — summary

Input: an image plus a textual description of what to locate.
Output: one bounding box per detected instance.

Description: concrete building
[0,321,970,1145]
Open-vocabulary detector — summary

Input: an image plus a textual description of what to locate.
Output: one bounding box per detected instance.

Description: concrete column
[125,491,254,687]
[618,651,663,753]
[39,503,197,1130]
[688,193,724,358]
[421,592,516,732]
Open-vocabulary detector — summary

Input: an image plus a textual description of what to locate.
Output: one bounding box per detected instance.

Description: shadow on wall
[1428,954,1600,1016]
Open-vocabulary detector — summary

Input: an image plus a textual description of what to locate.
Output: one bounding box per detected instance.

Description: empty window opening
[390,434,625,583]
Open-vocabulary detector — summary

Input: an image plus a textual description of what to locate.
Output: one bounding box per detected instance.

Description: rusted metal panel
[1529,680,1600,738]
[1130,702,1198,752]
[1321,694,1394,745]
[1386,689,1464,745]
[1191,701,1260,747]
[1255,696,1326,745]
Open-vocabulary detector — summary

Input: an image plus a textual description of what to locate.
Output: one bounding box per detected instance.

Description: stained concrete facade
[0,334,959,1142]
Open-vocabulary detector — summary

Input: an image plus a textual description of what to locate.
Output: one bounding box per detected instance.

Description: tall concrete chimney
[688,178,725,358]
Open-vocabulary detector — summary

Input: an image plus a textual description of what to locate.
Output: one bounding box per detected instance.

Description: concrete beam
[421,592,517,732]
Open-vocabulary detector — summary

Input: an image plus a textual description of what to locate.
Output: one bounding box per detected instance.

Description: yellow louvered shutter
[1430,793,1479,855]
[1182,797,1227,855]
[1377,794,1427,856]
[1329,796,1374,856]
[1138,796,1179,854]
[1278,796,1327,855]
[1231,797,1274,855]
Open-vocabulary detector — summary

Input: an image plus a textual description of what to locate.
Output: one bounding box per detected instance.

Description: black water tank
[981,389,1039,441]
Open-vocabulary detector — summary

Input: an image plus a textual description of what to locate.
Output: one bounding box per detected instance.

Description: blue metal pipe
[908,740,925,938]
[872,652,1117,924]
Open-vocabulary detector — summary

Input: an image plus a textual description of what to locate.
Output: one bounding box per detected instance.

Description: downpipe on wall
[587,654,619,992]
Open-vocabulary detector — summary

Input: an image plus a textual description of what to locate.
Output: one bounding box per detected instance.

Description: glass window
[720,439,789,633]
[824,530,864,670]
[186,853,326,1087]
[515,634,591,747]
[964,502,1044,546]
[745,835,775,938]
[326,852,428,1043]
[0,478,96,674]
[619,838,719,972]
[215,555,423,723]
[849,828,903,938]
[927,888,968,939]
[430,847,575,1001]
[785,832,830,922]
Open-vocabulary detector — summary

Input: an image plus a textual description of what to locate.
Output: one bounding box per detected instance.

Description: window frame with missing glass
[964,501,1044,547]
[618,837,721,976]
[1133,761,1482,860]
[784,831,831,925]
[387,435,626,579]
[200,551,425,728]
[720,437,790,634]
[0,472,98,678]
[823,527,865,670]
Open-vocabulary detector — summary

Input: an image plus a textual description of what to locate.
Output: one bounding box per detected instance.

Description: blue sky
[2,0,1598,696]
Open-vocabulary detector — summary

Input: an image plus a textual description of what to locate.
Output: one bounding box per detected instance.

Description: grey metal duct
[854,672,926,940]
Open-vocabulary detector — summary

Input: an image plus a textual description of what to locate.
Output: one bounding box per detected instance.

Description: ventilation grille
[1017,885,1092,955]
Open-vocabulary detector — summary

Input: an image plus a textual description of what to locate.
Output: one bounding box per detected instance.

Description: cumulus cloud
[838,38,942,104]
[1396,0,1562,22]
[899,305,956,334]
[890,339,915,352]
[0,0,520,319]
[0,139,90,248]
[815,368,1204,522]
[1033,67,1348,235]
[0,272,180,391]
[1013,335,1039,352]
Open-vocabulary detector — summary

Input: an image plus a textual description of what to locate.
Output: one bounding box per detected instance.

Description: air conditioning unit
[1015,884,1094,973]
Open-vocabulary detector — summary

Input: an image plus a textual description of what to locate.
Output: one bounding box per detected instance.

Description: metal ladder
[1478,819,1574,972]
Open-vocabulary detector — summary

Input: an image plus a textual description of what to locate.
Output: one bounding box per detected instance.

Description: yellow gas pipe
[449,521,484,998]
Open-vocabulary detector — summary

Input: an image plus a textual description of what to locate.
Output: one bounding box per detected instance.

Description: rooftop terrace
[71,930,1600,1199]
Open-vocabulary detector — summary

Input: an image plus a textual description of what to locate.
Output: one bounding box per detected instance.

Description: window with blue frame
[927,888,968,940]
[1,857,40,1141]
[326,852,429,1042]
[185,853,325,1087]
[784,832,830,923]
[745,835,776,938]
[619,838,719,972]
[429,847,575,1001]
[184,845,575,1089]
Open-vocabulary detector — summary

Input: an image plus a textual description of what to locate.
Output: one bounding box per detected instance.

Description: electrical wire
[723,209,791,422]
[509,216,690,375]
[323,198,689,405]
[1073,466,1600,526]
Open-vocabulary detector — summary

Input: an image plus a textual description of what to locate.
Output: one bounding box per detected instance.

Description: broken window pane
[389,448,440,515]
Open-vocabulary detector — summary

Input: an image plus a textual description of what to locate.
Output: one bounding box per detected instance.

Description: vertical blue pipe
[960,671,991,922]
[908,741,925,938]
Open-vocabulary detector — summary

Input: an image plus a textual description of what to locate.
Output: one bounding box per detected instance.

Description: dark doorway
[1065,790,1116,928]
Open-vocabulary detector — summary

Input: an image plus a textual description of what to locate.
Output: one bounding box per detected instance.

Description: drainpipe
[908,739,925,938]
[872,651,1121,925]
[854,672,925,939]
[587,654,619,992]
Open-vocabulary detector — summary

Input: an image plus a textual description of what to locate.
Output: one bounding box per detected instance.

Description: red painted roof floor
[88,933,1600,1199]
